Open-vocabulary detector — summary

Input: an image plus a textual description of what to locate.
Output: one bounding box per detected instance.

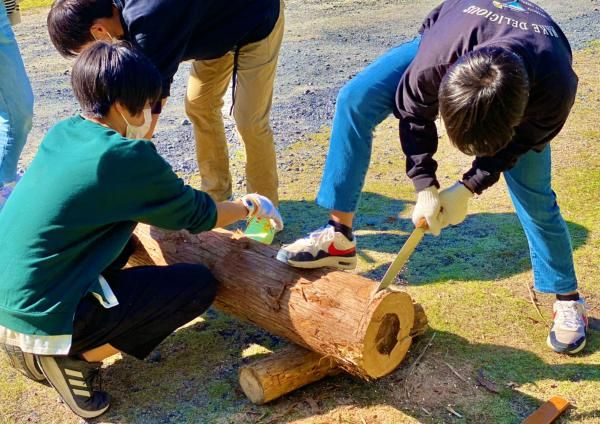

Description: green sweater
[0,116,217,337]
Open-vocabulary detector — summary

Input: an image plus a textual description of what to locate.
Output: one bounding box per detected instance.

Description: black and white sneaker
[277,225,357,270]
[1,343,46,382]
[36,355,110,418]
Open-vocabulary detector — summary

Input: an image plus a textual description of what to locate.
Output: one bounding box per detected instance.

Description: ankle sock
[556,292,579,301]
[328,220,353,241]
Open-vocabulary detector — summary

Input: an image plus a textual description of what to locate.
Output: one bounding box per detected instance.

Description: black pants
[69,239,218,359]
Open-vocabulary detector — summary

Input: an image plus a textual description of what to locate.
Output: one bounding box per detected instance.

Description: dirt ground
[14,0,600,178]
[2,1,600,423]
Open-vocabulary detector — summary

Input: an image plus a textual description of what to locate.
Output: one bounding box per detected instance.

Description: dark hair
[71,41,162,118]
[47,0,114,58]
[439,47,529,156]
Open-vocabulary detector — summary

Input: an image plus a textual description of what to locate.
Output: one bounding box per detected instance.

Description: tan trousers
[185,2,284,205]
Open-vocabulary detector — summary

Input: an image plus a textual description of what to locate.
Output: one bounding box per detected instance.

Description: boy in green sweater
[0,41,283,419]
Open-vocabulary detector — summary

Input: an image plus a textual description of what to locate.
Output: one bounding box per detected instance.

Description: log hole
[375,313,400,355]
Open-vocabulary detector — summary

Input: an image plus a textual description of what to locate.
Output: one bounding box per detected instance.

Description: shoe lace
[299,225,335,247]
[555,301,583,330]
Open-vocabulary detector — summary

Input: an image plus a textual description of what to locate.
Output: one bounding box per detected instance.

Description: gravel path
[14,0,600,174]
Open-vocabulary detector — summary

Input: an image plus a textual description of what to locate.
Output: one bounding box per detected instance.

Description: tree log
[239,304,428,404]
[129,224,416,378]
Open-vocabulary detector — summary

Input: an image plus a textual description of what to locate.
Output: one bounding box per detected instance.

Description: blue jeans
[0,3,33,186]
[505,146,577,294]
[317,37,421,212]
[316,37,577,294]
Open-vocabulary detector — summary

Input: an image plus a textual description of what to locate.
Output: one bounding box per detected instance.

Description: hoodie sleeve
[395,64,446,191]
[98,140,217,233]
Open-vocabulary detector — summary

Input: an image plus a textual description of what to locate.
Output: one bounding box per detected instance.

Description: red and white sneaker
[277,225,356,270]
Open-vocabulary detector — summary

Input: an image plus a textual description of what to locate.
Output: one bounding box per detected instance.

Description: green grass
[19,0,52,10]
[1,41,599,424]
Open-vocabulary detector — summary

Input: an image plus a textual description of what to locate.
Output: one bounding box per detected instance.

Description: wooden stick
[523,396,570,424]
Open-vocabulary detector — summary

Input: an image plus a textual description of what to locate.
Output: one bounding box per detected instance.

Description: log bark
[129,224,416,378]
[239,304,428,404]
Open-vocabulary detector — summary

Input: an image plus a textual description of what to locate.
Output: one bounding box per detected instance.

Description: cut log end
[239,303,428,404]
[239,368,265,405]
[360,291,415,378]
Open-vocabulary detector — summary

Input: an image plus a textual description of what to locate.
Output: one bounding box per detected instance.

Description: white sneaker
[547,298,588,354]
[276,225,357,270]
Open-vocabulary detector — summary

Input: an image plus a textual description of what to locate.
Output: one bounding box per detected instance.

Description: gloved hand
[412,186,443,236]
[241,193,284,231]
[438,182,473,226]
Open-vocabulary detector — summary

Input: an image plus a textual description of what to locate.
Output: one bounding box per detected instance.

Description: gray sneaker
[1,343,46,381]
[547,298,588,354]
[36,355,110,418]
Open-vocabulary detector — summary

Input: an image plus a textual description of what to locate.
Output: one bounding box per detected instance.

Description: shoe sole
[36,356,110,419]
[286,255,357,270]
[2,344,46,381]
[546,335,587,355]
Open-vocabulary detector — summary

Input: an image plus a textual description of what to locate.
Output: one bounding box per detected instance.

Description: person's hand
[412,186,443,236]
[241,194,284,231]
[439,182,473,226]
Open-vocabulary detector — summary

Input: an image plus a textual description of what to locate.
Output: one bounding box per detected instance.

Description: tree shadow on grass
[86,196,592,423]
[278,192,590,285]
[90,325,599,423]
[272,328,600,423]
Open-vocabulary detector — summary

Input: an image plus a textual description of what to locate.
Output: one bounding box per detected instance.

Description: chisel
[376,218,428,292]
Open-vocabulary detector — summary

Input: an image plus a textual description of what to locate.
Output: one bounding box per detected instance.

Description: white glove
[412,186,443,236]
[439,182,473,226]
[241,193,284,231]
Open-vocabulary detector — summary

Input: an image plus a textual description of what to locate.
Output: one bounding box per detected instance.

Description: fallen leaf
[477,369,501,394]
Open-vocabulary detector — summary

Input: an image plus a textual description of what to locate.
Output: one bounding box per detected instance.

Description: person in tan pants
[47,0,284,205]
[186,2,284,204]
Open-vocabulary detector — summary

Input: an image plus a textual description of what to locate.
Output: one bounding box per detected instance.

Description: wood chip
[477,369,501,394]
[404,332,436,399]
[446,405,463,418]
[264,402,299,424]
[524,281,549,325]
[443,361,468,383]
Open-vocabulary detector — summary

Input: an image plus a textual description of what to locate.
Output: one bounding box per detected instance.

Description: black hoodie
[394,0,578,194]
[114,0,280,98]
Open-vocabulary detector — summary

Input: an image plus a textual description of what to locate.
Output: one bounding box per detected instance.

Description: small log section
[240,304,428,404]
[130,224,417,378]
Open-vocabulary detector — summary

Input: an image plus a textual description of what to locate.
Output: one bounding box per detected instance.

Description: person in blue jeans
[0,0,33,207]
[278,0,588,355]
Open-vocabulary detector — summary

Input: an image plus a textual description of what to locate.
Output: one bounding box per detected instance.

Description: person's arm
[396,65,446,191]
[215,200,248,228]
[395,64,446,233]
[100,142,283,233]
[100,141,218,233]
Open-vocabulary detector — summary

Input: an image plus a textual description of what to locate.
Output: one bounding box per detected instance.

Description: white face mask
[120,108,152,140]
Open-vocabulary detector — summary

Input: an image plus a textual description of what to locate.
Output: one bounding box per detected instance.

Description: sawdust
[396,352,484,411]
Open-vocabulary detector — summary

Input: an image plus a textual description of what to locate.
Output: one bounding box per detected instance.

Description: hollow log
[240,304,428,404]
[129,224,416,378]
